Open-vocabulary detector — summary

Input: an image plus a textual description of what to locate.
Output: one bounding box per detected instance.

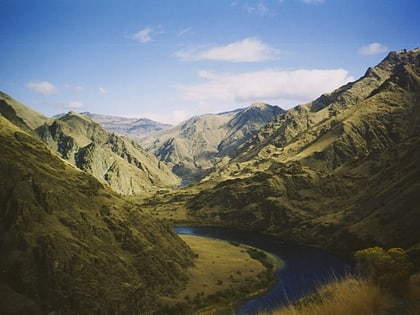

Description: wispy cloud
[26,81,59,96]
[244,3,270,16]
[301,0,325,4]
[174,37,281,62]
[176,68,354,108]
[358,43,388,56]
[98,87,109,95]
[132,27,154,43]
[178,27,192,37]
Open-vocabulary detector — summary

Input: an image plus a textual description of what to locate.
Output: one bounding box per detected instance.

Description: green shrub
[354,246,414,291]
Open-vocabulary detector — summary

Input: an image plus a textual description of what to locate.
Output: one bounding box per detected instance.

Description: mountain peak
[250,102,269,109]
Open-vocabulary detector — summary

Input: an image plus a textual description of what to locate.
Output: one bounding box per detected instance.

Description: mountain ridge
[81,112,172,140]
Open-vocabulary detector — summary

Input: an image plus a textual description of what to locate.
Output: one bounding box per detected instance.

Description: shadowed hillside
[0,115,193,314]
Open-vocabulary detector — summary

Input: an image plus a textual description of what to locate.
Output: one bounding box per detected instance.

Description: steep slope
[0,92,47,134]
[141,103,283,182]
[35,111,180,194]
[82,112,172,140]
[0,115,193,314]
[185,48,420,262]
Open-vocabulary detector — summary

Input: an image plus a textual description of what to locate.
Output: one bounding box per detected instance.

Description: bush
[354,246,414,291]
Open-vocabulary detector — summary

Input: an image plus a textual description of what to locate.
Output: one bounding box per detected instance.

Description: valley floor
[161,235,282,314]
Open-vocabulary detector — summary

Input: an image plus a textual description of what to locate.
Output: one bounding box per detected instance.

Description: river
[175,226,350,315]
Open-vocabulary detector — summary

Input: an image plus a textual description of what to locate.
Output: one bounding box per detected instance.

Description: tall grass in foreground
[266,277,394,315]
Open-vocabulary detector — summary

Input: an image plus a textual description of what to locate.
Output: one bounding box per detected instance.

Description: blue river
[175,226,350,315]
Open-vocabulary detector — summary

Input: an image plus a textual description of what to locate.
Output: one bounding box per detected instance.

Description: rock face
[0,115,194,314]
[34,112,180,194]
[185,48,420,262]
[140,103,284,183]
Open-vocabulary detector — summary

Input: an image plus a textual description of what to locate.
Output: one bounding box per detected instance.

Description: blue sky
[1,0,419,124]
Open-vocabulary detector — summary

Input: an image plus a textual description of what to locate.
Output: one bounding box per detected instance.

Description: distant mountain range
[139,103,284,182]
[81,112,172,140]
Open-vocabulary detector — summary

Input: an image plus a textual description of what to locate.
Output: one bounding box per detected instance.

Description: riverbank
[161,235,282,314]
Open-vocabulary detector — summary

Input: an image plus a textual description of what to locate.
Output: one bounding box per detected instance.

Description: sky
[0,0,419,125]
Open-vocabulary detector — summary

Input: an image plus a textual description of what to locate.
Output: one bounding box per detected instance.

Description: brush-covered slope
[0,114,194,314]
[186,48,420,261]
[35,111,180,194]
[141,103,283,183]
[82,112,172,140]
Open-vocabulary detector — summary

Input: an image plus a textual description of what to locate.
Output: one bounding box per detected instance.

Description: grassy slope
[266,275,420,315]
[0,115,194,314]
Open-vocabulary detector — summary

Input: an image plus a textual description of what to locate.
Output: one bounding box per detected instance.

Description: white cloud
[358,43,388,56]
[26,81,59,96]
[132,27,154,43]
[175,38,281,62]
[176,68,354,109]
[98,87,109,95]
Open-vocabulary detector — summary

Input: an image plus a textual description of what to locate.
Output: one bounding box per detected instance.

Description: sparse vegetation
[266,276,394,315]
[355,246,415,291]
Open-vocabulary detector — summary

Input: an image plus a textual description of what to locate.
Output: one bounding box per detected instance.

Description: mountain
[82,112,172,140]
[156,49,420,263]
[35,111,181,194]
[0,114,193,314]
[140,103,284,183]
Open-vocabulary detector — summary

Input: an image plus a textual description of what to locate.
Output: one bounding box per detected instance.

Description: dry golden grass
[266,277,394,315]
[179,235,265,295]
[266,274,420,315]
[162,235,281,314]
